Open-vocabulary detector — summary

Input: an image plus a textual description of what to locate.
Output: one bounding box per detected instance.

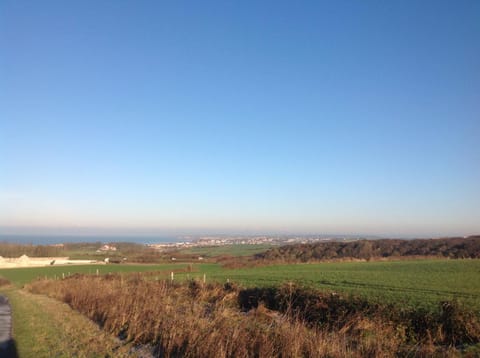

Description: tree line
[255,236,480,262]
[0,242,66,257]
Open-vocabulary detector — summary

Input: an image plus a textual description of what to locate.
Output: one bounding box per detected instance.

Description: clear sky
[1,1,479,237]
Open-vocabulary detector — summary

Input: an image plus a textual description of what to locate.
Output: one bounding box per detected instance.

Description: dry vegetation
[0,277,11,287]
[26,273,480,357]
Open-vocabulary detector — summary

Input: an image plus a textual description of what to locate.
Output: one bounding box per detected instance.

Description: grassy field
[1,258,480,356]
[1,259,480,311]
[23,267,480,356]
[183,259,480,311]
[174,244,274,257]
[0,263,188,287]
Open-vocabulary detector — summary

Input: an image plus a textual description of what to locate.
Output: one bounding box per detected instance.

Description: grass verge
[2,286,132,357]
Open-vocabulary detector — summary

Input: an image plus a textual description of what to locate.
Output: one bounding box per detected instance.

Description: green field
[188,259,480,311]
[1,259,480,312]
[175,244,273,257]
[0,263,188,287]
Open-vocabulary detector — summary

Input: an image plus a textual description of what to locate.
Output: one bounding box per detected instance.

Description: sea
[0,235,179,245]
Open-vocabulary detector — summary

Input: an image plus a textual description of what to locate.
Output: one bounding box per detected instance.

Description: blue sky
[1,1,479,237]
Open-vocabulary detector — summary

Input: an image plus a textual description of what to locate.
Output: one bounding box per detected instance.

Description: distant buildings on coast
[147,235,366,250]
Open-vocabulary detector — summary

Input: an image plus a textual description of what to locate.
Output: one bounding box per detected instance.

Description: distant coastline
[0,234,180,246]
[1,233,475,248]
[0,233,377,247]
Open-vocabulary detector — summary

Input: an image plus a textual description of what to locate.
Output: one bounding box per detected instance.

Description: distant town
[147,235,371,251]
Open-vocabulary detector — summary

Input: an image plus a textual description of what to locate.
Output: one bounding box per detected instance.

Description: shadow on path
[0,295,17,358]
[0,339,19,358]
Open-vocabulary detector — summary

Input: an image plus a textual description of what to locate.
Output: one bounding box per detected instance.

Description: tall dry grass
[26,274,479,357]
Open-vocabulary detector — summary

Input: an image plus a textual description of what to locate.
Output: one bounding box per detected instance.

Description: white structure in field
[99,244,117,251]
